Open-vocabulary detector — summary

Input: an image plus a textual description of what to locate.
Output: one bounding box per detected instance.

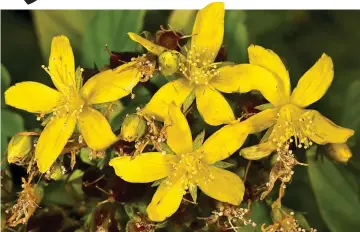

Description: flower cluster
[4,1,355,230]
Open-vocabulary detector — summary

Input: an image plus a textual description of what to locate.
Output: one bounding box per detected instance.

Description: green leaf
[341,79,360,147]
[192,129,205,150]
[79,148,95,166]
[242,201,272,232]
[1,109,24,151]
[182,89,195,114]
[294,212,312,230]
[281,206,311,230]
[188,183,197,203]
[168,10,196,34]
[158,142,175,155]
[151,179,164,187]
[282,165,328,231]
[1,64,11,95]
[254,103,273,111]
[43,181,76,207]
[307,146,360,232]
[224,11,248,63]
[213,160,236,169]
[32,10,96,59]
[124,204,135,218]
[75,66,83,92]
[1,66,18,168]
[1,64,11,110]
[68,169,84,182]
[97,150,112,170]
[108,100,125,129]
[82,10,146,68]
[245,11,292,39]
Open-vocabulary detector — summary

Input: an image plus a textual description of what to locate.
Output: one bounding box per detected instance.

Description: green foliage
[1,65,24,167]
[341,79,360,147]
[242,201,272,232]
[307,147,360,232]
[182,89,195,114]
[192,129,205,150]
[81,10,146,68]
[32,10,96,59]
[168,10,196,34]
[224,10,248,63]
[1,64,11,104]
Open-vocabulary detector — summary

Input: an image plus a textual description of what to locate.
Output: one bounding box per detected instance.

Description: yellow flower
[230,45,355,160]
[109,103,250,221]
[5,35,142,173]
[128,2,251,126]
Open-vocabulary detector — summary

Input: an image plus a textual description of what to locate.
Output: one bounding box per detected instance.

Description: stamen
[178,46,219,85]
[271,105,316,150]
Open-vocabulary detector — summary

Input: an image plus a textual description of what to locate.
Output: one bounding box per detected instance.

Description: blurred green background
[1,10,360,231]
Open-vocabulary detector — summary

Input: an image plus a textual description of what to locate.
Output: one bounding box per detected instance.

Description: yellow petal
[245,108,279,134]
[209,65,243,93]
[128,32,167,56]
[214,64,288,106]
[195,85,235,126]
[35,115,76,173]
[48,35,76,94]
[198,121,250,164]
[240,142,276,160]
[248,45,291,100]
[5,82,61,114]
[190,2,224,64]
[142,78,194,121]
[109,152,176,183]
[197,166,244,205]
[165,103,193,154]
[80,62,141,105]
[291,54,334,108]
[304,110,354,144]
[77,107,117,150]
[147,175,185,221]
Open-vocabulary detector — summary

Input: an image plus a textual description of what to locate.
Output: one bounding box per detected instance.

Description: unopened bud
[120,114,147,142]
[48,162,64,181]
[327,143,352,163]
[7,134,32,164]
[158,50,182,76]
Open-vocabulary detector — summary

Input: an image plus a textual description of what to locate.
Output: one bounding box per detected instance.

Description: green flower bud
[158,50,182,76]
[48,162,64,181]
[120,114,147,142]
[327,143,352,163]
[7,134,32,164]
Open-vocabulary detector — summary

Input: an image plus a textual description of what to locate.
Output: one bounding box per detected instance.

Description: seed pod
[120,114,147,142]
[155,29,186,51]
[158,50,183,76]
[7,134,32,164]
[327,143,352,163]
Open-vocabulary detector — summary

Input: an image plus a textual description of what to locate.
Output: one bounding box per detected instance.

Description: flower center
[271,104,315,149]
[165,153,215,191]
[130,55,156,82]
[179,46,219,85]
[51,95,84,120]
